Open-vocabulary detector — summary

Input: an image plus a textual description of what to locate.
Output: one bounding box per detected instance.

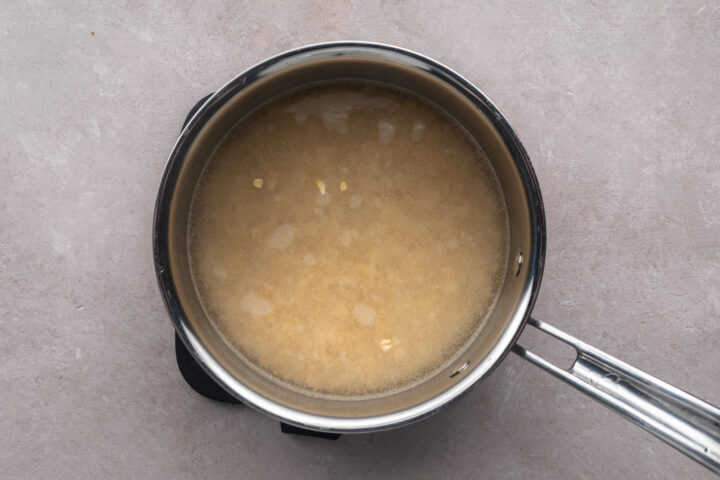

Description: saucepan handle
[512,317,720,475]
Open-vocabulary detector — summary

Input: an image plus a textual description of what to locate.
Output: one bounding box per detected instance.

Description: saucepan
[153,42,720,473]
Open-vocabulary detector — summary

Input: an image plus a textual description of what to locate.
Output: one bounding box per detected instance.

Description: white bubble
[350,194,363,209]
[353,304,376,326]
[241,290,274,317]
[340,229,353,247]
[378,120,395,145]
[303,253,317,266]
[213,267,228,279]
[267,224,296,249]
[412,120,426,141]
[316,192,332,207]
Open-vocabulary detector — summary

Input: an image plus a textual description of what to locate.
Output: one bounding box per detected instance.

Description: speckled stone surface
[2,1,719,479]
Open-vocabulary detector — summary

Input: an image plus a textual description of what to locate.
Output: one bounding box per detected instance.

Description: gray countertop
[2,2,719,479]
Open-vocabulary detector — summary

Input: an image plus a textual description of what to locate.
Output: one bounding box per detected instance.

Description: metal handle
[512,317,720,475]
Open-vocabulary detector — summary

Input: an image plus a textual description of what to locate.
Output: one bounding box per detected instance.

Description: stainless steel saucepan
[153,42,720,473]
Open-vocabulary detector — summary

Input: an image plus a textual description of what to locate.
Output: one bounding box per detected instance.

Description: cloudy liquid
[189,83,508,396]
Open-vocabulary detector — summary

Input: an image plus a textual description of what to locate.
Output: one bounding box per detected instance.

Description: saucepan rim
[153,41,546,432]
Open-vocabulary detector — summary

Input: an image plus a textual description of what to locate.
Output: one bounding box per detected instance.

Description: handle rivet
[450,360,470,377]
[515,251,523,277]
